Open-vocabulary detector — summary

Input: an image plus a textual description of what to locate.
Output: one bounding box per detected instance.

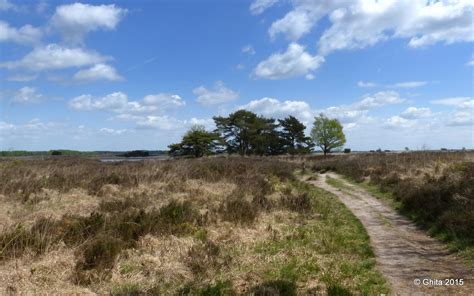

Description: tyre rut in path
[307,172,473,295]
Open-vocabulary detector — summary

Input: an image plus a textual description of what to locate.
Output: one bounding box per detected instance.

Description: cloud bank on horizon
[0,0,472,151]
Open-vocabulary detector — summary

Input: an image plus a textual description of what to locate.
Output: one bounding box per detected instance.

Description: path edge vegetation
[319,163,474,271]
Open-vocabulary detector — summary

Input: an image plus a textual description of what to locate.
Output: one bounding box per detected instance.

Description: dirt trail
[307,172,473,296]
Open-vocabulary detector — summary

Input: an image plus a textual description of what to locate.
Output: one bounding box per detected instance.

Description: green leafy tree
[213,110,283,155]
[278,115,314,154]
[168,125,222,158]
[310,113,346,155]
[214,110,256,155]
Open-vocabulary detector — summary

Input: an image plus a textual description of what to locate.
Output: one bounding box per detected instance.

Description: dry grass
[0,156,388,295]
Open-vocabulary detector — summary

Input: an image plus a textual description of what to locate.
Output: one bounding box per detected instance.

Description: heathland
[0,151,472,295]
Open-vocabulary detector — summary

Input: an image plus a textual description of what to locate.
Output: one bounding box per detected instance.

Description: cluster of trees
[169,110,346,157]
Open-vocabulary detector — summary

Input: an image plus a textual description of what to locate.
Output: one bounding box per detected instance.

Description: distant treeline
[0,150,168,157]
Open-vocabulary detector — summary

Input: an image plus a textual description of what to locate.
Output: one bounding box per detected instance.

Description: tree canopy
[168,125,222,158]
[170,110,322,157]
[213,110,281,156]
[310,113,346,155]
[278,115,314,154]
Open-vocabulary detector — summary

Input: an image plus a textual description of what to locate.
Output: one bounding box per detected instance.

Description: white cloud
[142,93,186,109]
[355,91,406,110]
[99,127,128,135]
[0,118,57,137]
[193,81,239,106]
[6,74,38,82]
[467,59,474,66]
[384,115,416,129]
[267,0,348,41]
[0,21,42,44]
[12,87,43,104]
[400,107,432,119]
[250,0,279,15]
[239,97,314,123]
[264,1,473,54]
[430,97,473,108]
[388,81,429,88]
[431,97,473,127]
[69,91,185,114]
[318,0,474,55]
[253,43,324,80]
[242,45,255,55]
[73,63,123,81]
[51,2,127,44]
[447,110,473,126]
[269,9,315,41]
[305,73,315,80]
[115,114,213,131]
[357,81,377,88]
[1,44,108,71]
[0,0,16,11]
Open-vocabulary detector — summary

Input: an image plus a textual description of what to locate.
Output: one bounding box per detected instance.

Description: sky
[0,0,473,151]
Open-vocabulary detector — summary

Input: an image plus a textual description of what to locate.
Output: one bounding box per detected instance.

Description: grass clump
[249,280,296,296]
[220,191,258,224]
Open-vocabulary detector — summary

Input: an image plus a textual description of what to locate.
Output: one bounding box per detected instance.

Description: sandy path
[307,172,473,296]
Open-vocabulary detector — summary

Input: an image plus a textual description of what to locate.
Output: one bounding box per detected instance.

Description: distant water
[100,156,169,162]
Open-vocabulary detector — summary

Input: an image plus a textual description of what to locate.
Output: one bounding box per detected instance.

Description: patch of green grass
[251,179,390,294]
[110,283,144,296]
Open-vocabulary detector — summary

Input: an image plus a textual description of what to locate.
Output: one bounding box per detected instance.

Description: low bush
[281,190,312,213]
[220,191,259,224]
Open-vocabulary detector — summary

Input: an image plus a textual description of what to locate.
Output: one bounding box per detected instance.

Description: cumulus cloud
[263,0,473,55]
[269,9,316,41]
[193,81,239,106]
[268,0,347,41]
[0,118,57,137]
[0,21,42,44]
[99,127,128,135]
[51,2,127,44]
[73,63,123,81]
[318,0,474,55]
[69,91,185,114]
[0,0,16,11]
[355,91,406,110]
[239,97,314,123]
[253,43,324,80]
[242,45,256,55]
[388,81,429,88]
[431,97,473,126]
[1,44,108,71]
[357,81,377,88]
[11,87,43,104]
[446,110,473,126]
[430,97,473,108]
[115,114,214,131]
[250,0,279,15]
[384,115,415,129]
[400,107,432,119]
[6,74,38,82]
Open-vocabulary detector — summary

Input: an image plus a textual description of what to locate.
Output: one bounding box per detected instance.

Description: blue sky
[0,0,473,151]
